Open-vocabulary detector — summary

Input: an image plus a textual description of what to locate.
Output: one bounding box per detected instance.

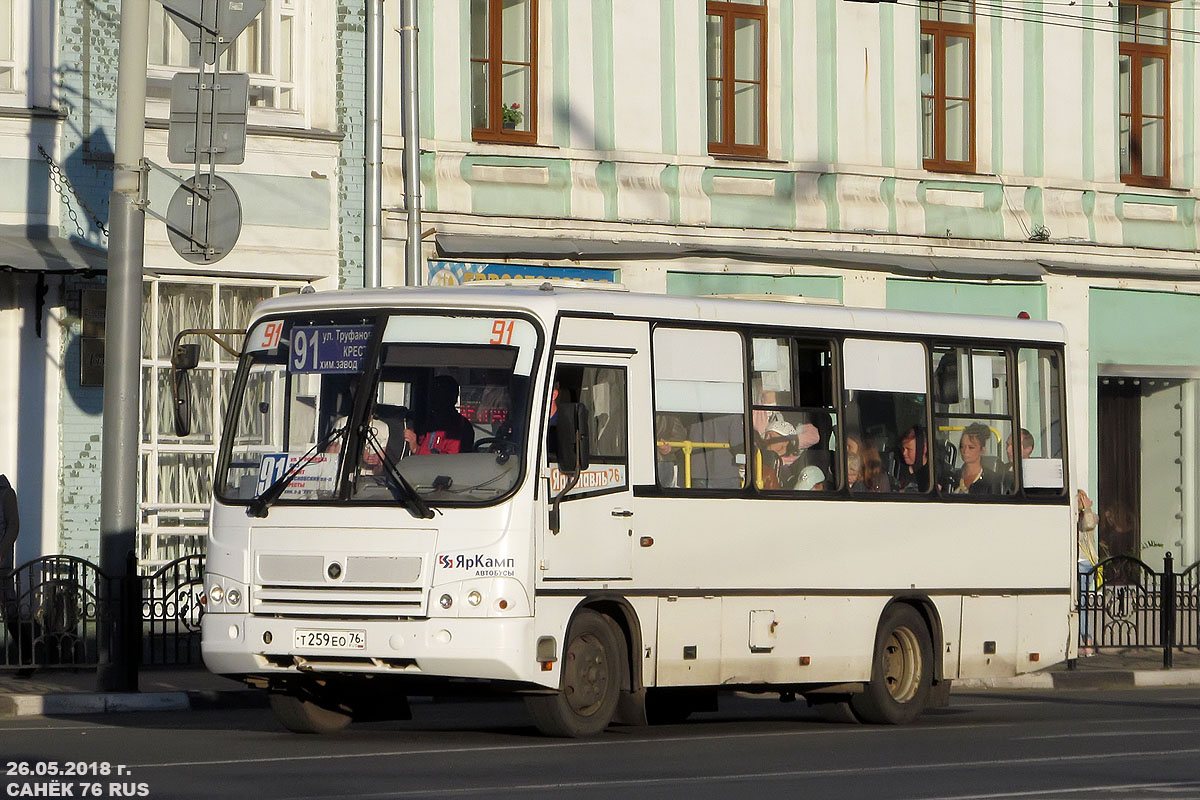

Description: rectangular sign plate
[294,629,366,650]
[289,325,373,373]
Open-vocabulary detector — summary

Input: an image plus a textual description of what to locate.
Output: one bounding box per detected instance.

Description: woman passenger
[951,423,1000,495]
[896,426,929,492]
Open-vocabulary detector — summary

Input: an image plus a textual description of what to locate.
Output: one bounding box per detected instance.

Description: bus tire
[525,610,622,737]
[269,693,352,734]
[850,604,932,725]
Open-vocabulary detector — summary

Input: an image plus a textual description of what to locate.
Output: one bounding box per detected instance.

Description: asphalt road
[3,687,1200,800]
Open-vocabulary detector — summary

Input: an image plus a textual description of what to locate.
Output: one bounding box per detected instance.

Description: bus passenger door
[543,356,636,580]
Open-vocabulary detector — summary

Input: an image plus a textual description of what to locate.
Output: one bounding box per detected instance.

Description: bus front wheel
[525,610,623,737]
[850,604,932,725]
[269,693,352,734]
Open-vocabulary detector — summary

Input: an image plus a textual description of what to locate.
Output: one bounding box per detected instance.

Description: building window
[0,0,14,91]
[138,278,303,568]
[470,0,538,144]
[706,0,767,158]
[920,1,974,172]
[1120,0,1170,187]
[148,0,302,113]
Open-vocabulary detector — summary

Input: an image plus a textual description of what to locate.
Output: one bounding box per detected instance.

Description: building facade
[1,0,1198,572]
[0,1,365,569]
[379,0,1200,569]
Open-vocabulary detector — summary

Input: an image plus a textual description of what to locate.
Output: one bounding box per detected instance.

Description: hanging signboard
[427,260,618,286]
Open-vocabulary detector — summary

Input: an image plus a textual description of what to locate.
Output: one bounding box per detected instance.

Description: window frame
[706,0,769,159]
[139,277,305,570]
[1119,0,1171,188]
[470,0,540,145]
[749,334,841,494]
[146,0,309,125]
[920,1,976,174]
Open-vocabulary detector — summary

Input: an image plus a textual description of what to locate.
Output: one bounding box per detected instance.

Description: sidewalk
[953,648,1200,690]
[0,666,266,718]
[3,650,1199,718]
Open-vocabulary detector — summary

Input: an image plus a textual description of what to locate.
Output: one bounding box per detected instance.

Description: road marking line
[275,748,1200,799]
[917,779,1200,799]
[1015,729,1193,740]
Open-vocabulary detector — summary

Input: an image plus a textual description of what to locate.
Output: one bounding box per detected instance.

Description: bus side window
[841,339,929,495]
[931,345,1018,497]
[653,328,746,490]
[1016,348,1066,495]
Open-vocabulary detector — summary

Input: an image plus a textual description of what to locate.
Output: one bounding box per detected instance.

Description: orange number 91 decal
[489,319,515,345]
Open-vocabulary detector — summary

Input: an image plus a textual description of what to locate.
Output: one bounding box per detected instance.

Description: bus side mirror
[549,402,591,535]
[170,344,200,437]
[555,402,591,473]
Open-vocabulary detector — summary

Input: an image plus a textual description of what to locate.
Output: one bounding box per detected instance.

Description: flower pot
[503,121,517,130]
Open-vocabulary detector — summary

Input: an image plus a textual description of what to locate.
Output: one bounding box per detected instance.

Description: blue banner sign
[289,325,373,373]
[428,260,617,286]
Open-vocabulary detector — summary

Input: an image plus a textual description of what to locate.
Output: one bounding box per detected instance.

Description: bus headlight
[467,590,482,606]
[226,589,241,606]
[209,585,225,604]
[439,593,454,609]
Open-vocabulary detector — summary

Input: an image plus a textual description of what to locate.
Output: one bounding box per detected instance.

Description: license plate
[294,629,366,650]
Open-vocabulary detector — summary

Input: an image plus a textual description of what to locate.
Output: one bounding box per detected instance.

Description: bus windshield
[216,311,540,507]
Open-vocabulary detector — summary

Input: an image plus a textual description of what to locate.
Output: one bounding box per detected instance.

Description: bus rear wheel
[850,604,932,725]
[525,610,623,737]
[269,693,352,734]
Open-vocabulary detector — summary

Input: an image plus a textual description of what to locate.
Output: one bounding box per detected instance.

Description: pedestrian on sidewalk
[0,473,34,677]
[1077,489,1100,656]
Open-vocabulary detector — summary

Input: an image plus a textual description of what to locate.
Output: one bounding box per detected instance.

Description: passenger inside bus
[852,438,892,493]
[758,418,804,490]
[403,374,476,455]
[895,426,930,492]
[655,413,687,488]
[1001,428,1034,494]
[950,423,1000,495]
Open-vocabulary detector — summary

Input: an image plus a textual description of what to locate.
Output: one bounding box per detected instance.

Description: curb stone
[0,689,265,718]
[956,668,1200,691]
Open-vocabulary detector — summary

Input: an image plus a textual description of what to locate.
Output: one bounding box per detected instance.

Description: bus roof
[252,284,1066,345]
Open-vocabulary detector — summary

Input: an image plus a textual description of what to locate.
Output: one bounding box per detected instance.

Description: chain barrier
[37,144,109,239]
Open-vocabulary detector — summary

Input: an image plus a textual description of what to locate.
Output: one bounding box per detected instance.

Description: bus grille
[252,584,427,618]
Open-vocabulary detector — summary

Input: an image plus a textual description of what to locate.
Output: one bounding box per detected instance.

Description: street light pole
[98,0,149,692]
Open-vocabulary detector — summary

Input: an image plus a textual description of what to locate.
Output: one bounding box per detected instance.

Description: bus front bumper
[201,613,544,685]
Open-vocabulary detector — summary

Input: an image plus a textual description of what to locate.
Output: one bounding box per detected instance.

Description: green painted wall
[461,155,572,218]
[704,168,796,230]
[919,181,1005,240]
[667,271,843,301]
[1090,289,1200,367]
[1115,196,1197,251]
[886,278,1047,319]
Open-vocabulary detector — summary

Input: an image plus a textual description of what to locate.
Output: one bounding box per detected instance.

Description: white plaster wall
[673,2,705,158]
[836,2,882,169]
[612,1,661,155]
[1000,18,1026,176]
[1043,9,1084,180]
[792,1,820,164]
[567,3,597,152]
[0,277,61,561]
[430,0,465,143]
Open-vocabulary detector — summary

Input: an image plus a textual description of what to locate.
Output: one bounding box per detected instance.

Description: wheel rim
[563,631,610,717]
[882,625,922,703]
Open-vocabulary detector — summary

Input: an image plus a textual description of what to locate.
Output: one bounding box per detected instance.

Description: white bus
[195,282,1076,736]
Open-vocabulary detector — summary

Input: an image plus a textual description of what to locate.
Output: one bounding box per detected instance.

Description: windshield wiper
[247,425,347,518]
[361,425,436,519]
